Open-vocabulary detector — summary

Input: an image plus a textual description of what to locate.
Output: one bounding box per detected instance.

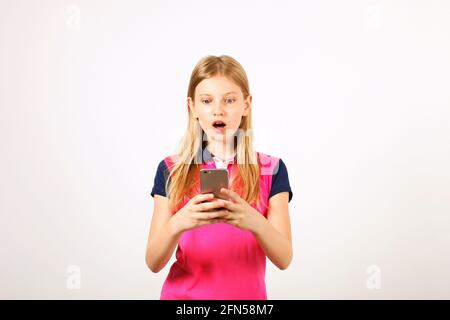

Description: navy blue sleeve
[268,159,293,202]
[150,160,169,198]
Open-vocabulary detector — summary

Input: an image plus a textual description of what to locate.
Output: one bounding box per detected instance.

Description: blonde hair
[166,55,261,213]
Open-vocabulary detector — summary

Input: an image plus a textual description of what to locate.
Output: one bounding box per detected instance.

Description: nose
[212,101,224,116]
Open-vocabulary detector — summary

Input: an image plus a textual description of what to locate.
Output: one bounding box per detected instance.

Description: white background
[1,0,449,299]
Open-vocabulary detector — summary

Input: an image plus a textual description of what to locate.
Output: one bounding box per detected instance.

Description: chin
[210,134,226,142]
[205,128,237,142]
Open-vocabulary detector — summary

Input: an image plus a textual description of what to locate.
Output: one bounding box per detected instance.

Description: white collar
[212,154,236,168]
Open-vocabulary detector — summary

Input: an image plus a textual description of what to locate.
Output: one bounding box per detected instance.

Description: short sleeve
[150,159,169,198]
[268,159,293,202]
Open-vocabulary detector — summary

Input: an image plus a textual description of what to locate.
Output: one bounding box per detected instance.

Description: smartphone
[200,168,229,201]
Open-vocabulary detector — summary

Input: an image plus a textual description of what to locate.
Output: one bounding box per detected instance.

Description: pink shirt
[151,146,292,300]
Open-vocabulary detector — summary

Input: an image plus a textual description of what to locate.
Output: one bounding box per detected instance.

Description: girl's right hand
[172,193,229,233]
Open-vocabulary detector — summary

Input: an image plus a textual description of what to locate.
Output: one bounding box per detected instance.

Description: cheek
[197,111,211,124]
[197,108,209,117]
[230,117,244,128]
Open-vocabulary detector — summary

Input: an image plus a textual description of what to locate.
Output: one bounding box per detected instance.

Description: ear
[243,94,252,116]
[187,97,197,118]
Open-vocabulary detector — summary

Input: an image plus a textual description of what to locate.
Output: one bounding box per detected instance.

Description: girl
[146,55,293,300]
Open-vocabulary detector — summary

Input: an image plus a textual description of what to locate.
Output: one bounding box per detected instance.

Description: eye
[225,98,235,104]
[201,99,210,104]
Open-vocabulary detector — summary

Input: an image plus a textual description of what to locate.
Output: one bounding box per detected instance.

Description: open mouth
[212,120,226,129]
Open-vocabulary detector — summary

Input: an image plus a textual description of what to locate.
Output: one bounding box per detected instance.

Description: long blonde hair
[166,55,261,213]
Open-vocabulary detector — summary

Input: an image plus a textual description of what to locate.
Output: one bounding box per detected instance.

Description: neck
[206,140,236,161]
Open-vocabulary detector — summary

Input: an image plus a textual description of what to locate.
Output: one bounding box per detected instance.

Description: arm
[252,192,293,270]
[146,192,230,273]
[145,195,182,273]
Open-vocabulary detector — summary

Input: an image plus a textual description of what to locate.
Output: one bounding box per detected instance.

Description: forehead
[196,76,242,96]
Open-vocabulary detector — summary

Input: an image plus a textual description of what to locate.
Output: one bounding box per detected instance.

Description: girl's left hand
[217,187,264,233]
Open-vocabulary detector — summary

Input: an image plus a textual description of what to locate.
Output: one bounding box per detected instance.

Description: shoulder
[256,151,283,176]
[256,151,293,202]
[157,154,179,173]
[150,155,175,198]
[256,151,290,177]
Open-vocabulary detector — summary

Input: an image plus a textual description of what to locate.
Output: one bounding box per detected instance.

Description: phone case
[200,168,229,200]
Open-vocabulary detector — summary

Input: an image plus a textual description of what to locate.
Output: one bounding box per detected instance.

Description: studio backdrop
[0,0,449,299]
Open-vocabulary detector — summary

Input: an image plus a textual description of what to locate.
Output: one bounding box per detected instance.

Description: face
[188,76,251,143]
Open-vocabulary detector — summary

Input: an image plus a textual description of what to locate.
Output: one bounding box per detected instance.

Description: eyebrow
[198,91,239,96]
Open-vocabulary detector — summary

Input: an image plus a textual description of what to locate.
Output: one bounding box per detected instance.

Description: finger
[209,209,230,219]
[227,220,238,226]
[219,199,236,212]
[197,209,230,220]
[197,218,221,226]
[220,188,242,204]
[206,218,223,225]
[211,217,226,224]
[192,193,214,204]
[216,213,232,221]
[197,199,226,212]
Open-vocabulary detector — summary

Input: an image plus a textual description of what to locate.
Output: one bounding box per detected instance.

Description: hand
[172,193,230,233]
[216,188,264,232]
